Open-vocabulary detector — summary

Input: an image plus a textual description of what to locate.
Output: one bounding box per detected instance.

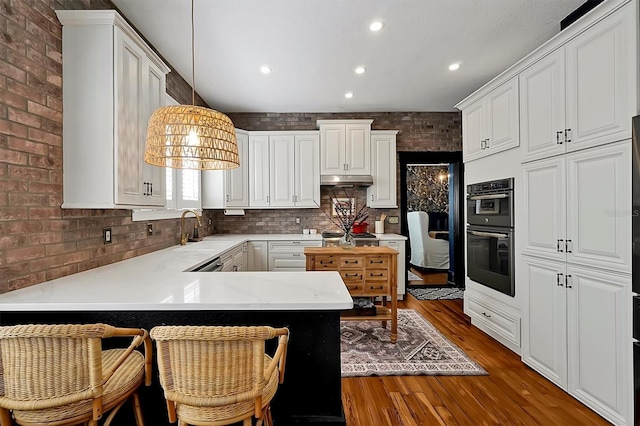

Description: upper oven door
[467,191,513,227]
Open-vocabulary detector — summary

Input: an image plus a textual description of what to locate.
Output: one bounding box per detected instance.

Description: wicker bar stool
[150,325,289,426]
[0,323,153,426]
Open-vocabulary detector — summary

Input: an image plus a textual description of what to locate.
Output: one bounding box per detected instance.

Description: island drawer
[340,256,364,268]
[340,271,364,283]
[314,256,339,270]
[365,282,390,294]
[366,256,389,269]
[365,270,388,281]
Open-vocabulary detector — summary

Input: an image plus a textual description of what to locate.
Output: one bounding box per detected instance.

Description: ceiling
[111,0,586,113]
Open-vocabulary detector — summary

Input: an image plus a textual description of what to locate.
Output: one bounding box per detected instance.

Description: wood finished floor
[341,295,610,426]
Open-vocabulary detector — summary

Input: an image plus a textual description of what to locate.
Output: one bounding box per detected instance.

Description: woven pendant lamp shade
[145,104,239,170]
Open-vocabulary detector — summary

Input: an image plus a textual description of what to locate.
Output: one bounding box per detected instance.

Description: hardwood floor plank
[341,297,612,426]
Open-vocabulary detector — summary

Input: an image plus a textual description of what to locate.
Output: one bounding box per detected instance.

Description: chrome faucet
[180,209,202,245]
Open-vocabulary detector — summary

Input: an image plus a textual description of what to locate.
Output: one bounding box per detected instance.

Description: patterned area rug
[340,309,487,377]
[408,287,464,300]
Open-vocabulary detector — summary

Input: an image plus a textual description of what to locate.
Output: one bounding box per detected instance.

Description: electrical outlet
[146,223,153,237]
[103,228,112,244]
[388,216,399,224]
[295,217,300,224]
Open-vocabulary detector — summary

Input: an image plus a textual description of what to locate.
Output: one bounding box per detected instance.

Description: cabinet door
[566,142,631,273]
[294,134,320,207]
[566,266,631,425]
[367,133,397,208]
[565,5,635,151]
[485,76,519,153]
[521,257,567,389]
[522,157,566,261]
[520,49,566,162]
[269,134,296,207]
[115,29,145,205]
[345,124,370,175]
[320,124,346,175]
[461,99,485,162]
[141,60,166,205]
[249,135,270,207]
[247,241,268,271]
[225,132,249,207]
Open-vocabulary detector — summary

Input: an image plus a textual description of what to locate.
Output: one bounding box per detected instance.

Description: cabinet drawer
[314,256,338,270]
[340,256,364,268]
[364,282,389,294]
[340,271,364,282]
[465,295,520,347]
[365,269,388,281]
[344,282,364,293]
[366,256,388,269]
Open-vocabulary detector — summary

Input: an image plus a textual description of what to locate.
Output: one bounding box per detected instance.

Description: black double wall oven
[466,178,515,297]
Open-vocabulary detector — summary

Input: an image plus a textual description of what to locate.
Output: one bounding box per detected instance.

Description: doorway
[399,152,464,288]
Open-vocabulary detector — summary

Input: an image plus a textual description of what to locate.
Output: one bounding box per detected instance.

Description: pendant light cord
[191,0,195,106]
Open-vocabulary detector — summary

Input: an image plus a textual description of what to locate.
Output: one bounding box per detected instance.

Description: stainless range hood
[320,174,373,187]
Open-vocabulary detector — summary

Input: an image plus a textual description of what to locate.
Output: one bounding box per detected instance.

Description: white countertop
[0,234,357,312]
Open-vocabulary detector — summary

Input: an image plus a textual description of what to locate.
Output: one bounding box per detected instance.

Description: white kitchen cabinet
[520,3,636,163]
[367,131,398,208]
[461,76,519,162]
[522,256,632,425]
[201,130,249,209]
[379,238,405,299]
[219,243,247,272]
[522,142,631,274]
[268,240,322,271]
[464,291,521,353]
[247,241,268,271]
[317,120,372,175]
[249,132,320,208]
[57,10,169,208]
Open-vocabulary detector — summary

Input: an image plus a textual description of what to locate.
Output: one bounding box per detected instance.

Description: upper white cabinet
[461,76,519,162]
[367,130,398,208]
[522,141,631,274]
[521,4,636,162]
[201,130,249,209]
[56,10,169,208]
[317,120,372,175]
[249,132,320,208]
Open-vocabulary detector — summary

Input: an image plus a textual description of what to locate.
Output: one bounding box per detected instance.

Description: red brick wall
[0,0,204,293]
[208,112,461,235]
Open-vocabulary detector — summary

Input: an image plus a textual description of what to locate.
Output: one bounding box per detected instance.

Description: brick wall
[0,0,204,293]
[208,112,461,235]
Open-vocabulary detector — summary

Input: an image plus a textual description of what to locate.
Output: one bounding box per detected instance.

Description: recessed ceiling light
[448,63,460,71]
[355,66,366,74]
[369,21,384,32]
[345,92,354,99]
[260,65,272,74]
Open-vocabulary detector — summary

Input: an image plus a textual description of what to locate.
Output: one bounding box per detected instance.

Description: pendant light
[144,0,239,170]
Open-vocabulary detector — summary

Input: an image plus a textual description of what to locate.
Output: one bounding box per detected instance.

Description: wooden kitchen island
[0,240,352,426]
[305,246,398,343]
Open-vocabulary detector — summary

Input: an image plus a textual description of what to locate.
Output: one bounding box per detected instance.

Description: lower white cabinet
[522,256,632,425]
[464,292,521,353]
[247,241,268,271]
[220,243,247,272]
[268,240,321,271]
[379,238,405,299]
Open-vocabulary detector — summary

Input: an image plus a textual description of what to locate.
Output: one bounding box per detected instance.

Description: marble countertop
[0,234,354,312]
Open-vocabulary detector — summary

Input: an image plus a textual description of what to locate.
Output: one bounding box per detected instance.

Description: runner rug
[340,309,487,377]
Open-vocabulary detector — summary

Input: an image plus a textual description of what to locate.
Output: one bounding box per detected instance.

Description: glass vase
[339,232,356,249]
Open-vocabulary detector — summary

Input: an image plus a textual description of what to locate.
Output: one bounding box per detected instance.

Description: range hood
[320,175,373,187]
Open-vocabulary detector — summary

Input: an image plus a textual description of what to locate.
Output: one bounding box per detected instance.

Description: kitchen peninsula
[0,235,353,426]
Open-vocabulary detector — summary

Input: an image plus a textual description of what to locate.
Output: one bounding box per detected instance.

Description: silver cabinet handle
[485,138,490,148]
[480,140,485,150]
[557,239,564,253]
[564,128,572,143]
[557,272,564,287]
[556,131,563,144]
[565,274,573,289]
[482,312,492,318]
[565,239,572,253]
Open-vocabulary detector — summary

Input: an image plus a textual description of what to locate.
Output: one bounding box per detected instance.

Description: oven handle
[468,194,509,201]
[468,230,509,238]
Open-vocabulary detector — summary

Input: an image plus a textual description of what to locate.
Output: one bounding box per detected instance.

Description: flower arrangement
[328,189,369,235]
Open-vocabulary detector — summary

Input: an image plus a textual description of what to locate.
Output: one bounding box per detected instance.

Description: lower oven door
[467,226,514,296]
